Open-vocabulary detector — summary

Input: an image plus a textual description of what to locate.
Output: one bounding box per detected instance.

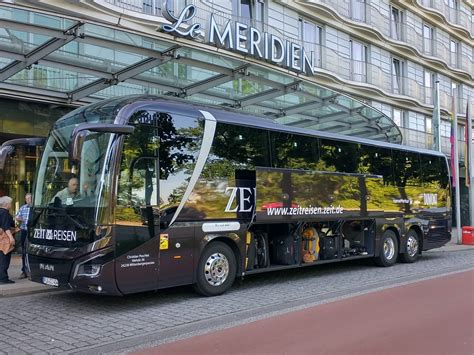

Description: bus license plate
[42,277,59,287]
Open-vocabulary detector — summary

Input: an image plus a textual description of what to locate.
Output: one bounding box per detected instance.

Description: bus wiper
[44,204,89,229]
[47,211,88,230]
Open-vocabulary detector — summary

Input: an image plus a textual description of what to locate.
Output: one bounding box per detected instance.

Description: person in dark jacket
[15,193,31,279]
[0,196,15,284]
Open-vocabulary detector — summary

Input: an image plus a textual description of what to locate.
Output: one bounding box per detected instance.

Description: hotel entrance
[0,98,71,210]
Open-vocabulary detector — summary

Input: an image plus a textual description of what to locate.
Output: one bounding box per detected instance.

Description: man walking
[15,193,31,279]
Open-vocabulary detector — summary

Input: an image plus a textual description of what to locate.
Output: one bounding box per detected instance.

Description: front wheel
[399,229,420,263]
[194,241,236,297]
[374,230,398,267]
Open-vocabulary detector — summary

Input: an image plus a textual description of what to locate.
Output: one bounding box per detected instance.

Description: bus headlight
[76,263,101,277]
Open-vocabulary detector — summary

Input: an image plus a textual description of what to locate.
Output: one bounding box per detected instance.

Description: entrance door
[0,143,41,208]
[114,123,160,294]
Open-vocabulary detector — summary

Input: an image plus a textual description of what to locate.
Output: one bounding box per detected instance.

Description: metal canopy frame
[0,5,402,143]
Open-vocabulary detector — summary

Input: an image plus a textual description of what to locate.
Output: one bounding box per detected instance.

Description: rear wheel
[374,230,398,267]
[194,241,236,297]
[400,229,420,263]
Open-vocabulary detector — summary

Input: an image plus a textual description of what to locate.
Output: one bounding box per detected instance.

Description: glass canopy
[0,5,402,143]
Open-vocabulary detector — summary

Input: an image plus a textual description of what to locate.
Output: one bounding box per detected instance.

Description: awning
[0,5,402,143]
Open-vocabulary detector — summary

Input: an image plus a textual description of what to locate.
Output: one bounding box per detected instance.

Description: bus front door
[114,156,160,294]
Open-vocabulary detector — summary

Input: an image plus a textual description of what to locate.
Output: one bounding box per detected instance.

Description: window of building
[424,70,434,104]
[447,0,459,23]
[422,24,433,55]
[408,113,425,132]
[234,0,265,25]
[143,0,161,15]
[450,39,458,67]
[440,120,450,137]
[390,6,404,40]
[458,125,465,141]
[426,117,432,133]
[392,108,404,127]
[451,81,462,110]
[299,19,322,68]
[350,40,367,82]
[350,0,366,22]
[392,57,404,95]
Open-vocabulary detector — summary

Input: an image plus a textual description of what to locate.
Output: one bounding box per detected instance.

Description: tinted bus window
[421,154,440,186]
[439,156,450,189]
[357,145,394,184]
[210,123,270,169]
[393,150,422,186]
[319,139,359,173]
[270,131,318,170]
[117,111,203,224]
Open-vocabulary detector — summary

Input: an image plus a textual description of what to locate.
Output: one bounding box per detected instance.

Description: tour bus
[28,95,451,296]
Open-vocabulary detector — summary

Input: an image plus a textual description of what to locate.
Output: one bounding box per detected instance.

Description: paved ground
[2,237,472,298]
[0,247,472,354]
[136,270,474,355]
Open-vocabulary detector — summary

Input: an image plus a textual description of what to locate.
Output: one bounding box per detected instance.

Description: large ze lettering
[225,187,256,213]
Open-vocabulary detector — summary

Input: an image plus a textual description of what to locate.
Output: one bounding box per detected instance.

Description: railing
[319,43,468,114]
[399,127,465,160]
[309,0,473,68]
[417,0,470,28]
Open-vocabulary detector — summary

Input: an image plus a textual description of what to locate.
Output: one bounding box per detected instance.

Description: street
[138,270,473,355]
[0,249,473,354]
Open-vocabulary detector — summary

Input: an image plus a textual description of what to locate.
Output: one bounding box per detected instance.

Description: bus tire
[374,230,398,267]
[194,241,236,297]
[400,229,420,263]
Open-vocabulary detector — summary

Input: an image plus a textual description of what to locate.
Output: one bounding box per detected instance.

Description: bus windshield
[32,124,116,239]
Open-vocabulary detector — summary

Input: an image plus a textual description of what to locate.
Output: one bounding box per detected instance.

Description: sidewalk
[0,254,57,297]
[1,237,473,298]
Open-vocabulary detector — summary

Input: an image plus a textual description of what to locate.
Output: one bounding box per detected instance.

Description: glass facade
[0,0,472,222]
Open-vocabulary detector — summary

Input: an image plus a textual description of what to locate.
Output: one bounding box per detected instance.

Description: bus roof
[56,95,445,158]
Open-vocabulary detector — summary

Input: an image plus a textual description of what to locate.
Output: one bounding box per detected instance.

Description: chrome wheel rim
[384,238,395,260]
[204,252,229,287]
[406,235,419,257]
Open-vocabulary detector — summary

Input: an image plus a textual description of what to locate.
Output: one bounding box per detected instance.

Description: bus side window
[211,123,270,169]
[116,113,159,225]
[357,146,394,185]
[319,139,359,173]
[421,155,439,186]
[270,132,318,170]
[438,157,450,190]
[393,150,422,186]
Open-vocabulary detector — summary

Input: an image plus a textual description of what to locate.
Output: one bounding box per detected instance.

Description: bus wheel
[374,230,398,267]
[194,241,236,297]
[400,229,420,263]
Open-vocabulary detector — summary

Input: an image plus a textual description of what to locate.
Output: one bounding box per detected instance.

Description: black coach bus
[28,96,451,296]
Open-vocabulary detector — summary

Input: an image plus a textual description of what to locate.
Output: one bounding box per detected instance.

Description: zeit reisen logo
[33,228,77,242]
[160,1,316,76]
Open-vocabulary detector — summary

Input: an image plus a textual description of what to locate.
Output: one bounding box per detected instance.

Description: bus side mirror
[69,123,135,163]
[0,145,14,170]
[0,137,45,170]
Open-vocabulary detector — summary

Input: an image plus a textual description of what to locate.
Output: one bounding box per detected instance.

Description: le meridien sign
[160,3,316,76]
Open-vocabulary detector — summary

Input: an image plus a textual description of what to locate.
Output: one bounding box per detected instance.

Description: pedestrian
[0,196,15,284]
[15,193,31,279]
